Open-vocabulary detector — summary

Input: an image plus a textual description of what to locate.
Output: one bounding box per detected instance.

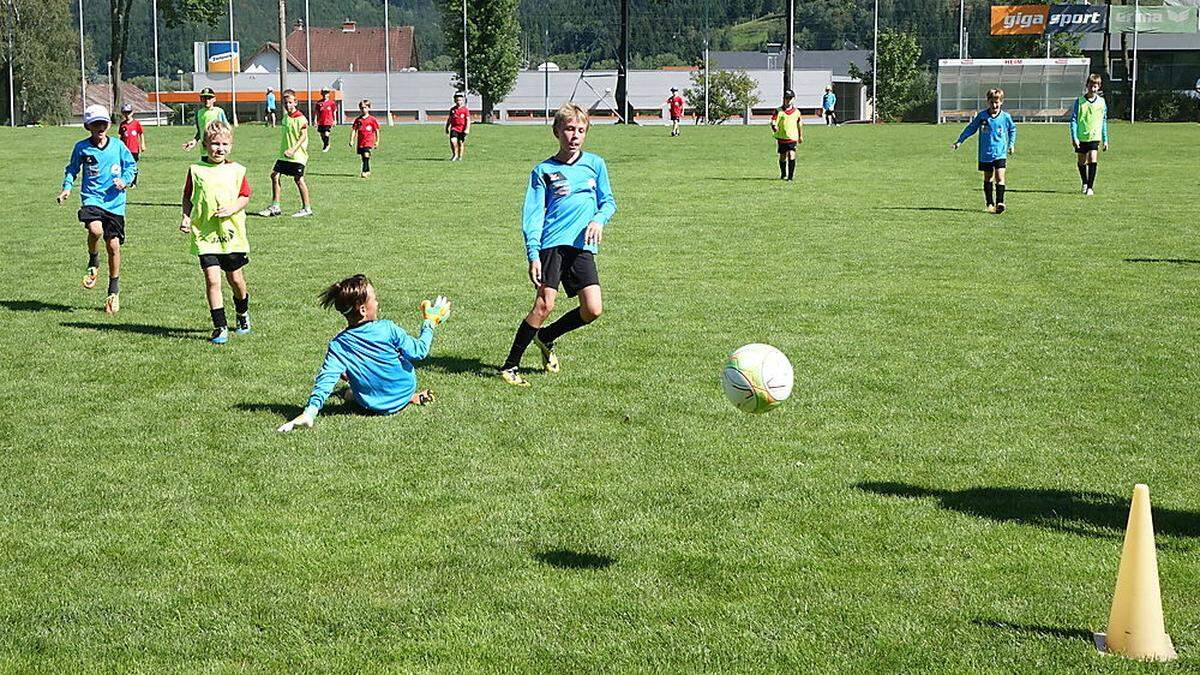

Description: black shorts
[1076,140,1100,153]
[78,205,126,244]
[273,159,305,178]
[777,140,797,154]
[356,147,374,156]
[539,246,599,297]
[670,114,681,122]
[317,124,333,134]
[131,152,140,162]
[199,252,249,272]
[978,158,1007,171]
[449,130,468,142]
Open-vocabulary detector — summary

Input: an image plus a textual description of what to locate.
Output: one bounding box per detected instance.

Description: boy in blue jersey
[277,274,450,432]
[822,86,837,126]
[1069,73,1109,196]
[953,88,1016,214]
[500,103,617,387]
[56,105,138,314]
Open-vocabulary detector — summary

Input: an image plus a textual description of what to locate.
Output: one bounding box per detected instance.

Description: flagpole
[227,0,237,125]
[304,0,312,120]
[461,0,469,95]
[152,0,162,125]
[78,0,86,116]
[384,0,393,125]
[1130,0,1138,123]
[872,0,878,123]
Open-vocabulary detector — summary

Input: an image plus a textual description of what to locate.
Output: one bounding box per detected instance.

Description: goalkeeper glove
[277,406,317,432]
[420,295,451,328]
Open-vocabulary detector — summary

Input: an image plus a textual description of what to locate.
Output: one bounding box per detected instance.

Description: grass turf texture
[1,121,1198,670]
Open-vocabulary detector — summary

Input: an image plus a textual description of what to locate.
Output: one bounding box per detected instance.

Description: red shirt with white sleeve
[119,119,144,153]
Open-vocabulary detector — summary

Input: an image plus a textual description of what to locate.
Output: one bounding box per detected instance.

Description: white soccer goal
[937,58,1092,123]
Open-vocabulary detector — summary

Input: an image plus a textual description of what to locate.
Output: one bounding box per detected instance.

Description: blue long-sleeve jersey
[304,319,434,417]
[822,91,837,110]
[62,136,138,216]
[955,109,1016,163]
[522,151,616,262]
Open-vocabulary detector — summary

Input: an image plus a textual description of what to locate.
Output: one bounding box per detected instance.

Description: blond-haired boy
[953,88,1017,213]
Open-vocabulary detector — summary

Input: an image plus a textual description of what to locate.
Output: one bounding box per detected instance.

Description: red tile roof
[247,41,310,72]
[71,82,160,116]
[285,26,418,72]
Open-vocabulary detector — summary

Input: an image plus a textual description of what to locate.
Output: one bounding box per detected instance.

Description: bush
[682,69,762,124]
[1134,90,1200,122]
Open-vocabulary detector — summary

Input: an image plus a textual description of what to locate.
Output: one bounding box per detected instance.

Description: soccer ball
[721,343,793,414]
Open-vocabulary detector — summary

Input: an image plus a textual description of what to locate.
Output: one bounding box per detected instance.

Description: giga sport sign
[990,5,1049,35]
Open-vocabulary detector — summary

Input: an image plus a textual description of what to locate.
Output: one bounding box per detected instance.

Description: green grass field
[2,120,1198,671]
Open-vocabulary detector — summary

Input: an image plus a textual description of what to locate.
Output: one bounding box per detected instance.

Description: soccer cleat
[1081,184,1089,194]
[210,327,229,344]
[499,367,531,387]
[1086,188,1095,196]
[995,202,1006,214]
[104,293,119,314]
[82,266,99,289]
[291,207,314,218]
[412,389,436,406]
[986,205,997,214]
[258,204,282,217]
[533,335,560,373]
[235,313,251,335]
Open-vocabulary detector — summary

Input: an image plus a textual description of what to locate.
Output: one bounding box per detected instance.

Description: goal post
[937,58,1092,123]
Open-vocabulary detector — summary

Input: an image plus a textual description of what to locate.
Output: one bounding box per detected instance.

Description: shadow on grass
[305,172,358,177]
[1,299,74,312]
[423,355,496,378]
[973,619,1092,643]
[1004,189,1073,195]
[855,482,1200,539]
[127,201,181,208]
[62,321,206,339]
[875,206,980,213]
[234,401,359,420]
[534,549,616,570]
[705,176,785,182]
[1123,258,1200,265]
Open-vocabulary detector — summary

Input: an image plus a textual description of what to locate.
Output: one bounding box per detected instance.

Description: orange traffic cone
[1094,484,1177,661]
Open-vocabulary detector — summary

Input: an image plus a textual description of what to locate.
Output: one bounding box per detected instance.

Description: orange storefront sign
[990,5,1050,34]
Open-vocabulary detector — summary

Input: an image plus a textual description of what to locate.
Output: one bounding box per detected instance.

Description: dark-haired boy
[349,99,381,179]
[770,89,803,181]
[316,87,338,152]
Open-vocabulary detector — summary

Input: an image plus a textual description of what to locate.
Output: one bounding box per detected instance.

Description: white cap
[83,104,110,126]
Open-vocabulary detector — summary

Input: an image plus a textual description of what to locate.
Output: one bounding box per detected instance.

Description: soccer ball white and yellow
[721,343,793,414]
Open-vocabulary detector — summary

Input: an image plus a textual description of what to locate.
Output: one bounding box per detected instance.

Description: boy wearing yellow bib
[180,120,254,344]
[770,89,803,181]
[1069,73,1109,196]
[258,90,313,218]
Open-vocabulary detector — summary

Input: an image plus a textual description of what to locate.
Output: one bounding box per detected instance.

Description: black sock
[234,294,249,315]
[996,183,1006,205]
[1087,162,1097,188]
[1077,163,1088,184]
[362,156,370,173]
[322,135,330,150]
[983,181,994,206]
[211,307,227,329]
[88,252,99,268]
[778,158,786,179]
[502,320,539,370]
[537,307,591,348]
[107,276,119,294]
[787,158,796,180]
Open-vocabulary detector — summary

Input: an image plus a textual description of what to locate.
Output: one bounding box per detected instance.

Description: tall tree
[849,29,931,121]
[110,0,225,111]
[1,0,78,124]
[441,0,519,121]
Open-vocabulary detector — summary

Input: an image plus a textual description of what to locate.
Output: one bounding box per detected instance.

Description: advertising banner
[1047,4,1108,33]
[1109,6,1199,33]
[206,41,241,73]
[991,5,1050,35]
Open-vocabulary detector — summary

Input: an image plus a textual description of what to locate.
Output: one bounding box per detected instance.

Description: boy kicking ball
[1070,73,1109,196]
[349,99,380,178]
[953,88,1016,214]
[258,90,313,218]
[57,104,137,314]
[180,121,254,344]
[499,103,616,387]
[277,275,450,432]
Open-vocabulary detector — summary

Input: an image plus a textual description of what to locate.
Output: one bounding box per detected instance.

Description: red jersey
[316,99,338,126]
[119,119,144,153]
[449,105,470,133]
[352,115,380,149]
[668,95,684,117]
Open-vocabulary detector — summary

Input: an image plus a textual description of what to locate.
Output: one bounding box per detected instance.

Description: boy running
[182,87,228,152]
[316,87,338,152]
[180,120,254,344]
[499,103,616,387]
[770,89,803,181]
[56,105,137,314]
[1070,73,1109,196]
[349,99,381,179]
[117,103,145,187]
[276,275,449,432]
[953,88,1016,214]
[667,87,684,136]
[446,93,471,161]
[265,86,277,127]
[822,86,837,126]
[257,90,313,218]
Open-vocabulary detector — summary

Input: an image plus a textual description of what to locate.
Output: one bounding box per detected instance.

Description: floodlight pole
[304,0,311,120]
[384,0,393,125]
[6,0,16,127]
[277,0,287,95]
[703,39,709,124]
[783,0,794,95]
[227,0,237,125]
[78,0,86,117]
[872,0,879,123]
[543,24,549,124]
[958,0,965,58]
[1130,0,1138,123]
[152,0,162,126]
[616,0,629,122]
[461,0,468,95]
